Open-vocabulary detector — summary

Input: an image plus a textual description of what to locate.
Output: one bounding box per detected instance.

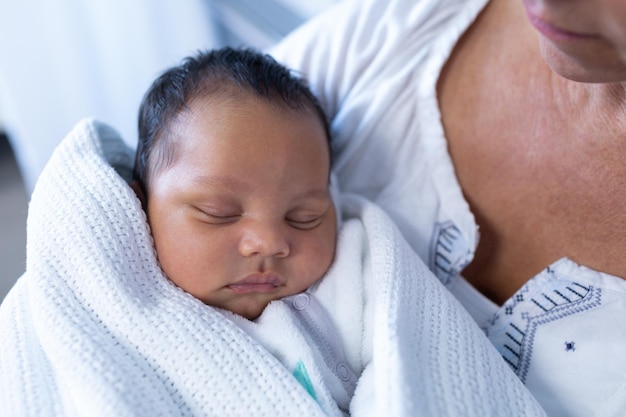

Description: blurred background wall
[0,0,339,301]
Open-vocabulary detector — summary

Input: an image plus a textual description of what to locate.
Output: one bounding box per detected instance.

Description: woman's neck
[546,72,626,139]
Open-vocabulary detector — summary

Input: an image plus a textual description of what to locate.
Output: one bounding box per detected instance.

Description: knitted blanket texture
[0,119,546,416]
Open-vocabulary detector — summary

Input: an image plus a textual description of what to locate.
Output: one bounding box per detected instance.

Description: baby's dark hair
[134,47,330,193]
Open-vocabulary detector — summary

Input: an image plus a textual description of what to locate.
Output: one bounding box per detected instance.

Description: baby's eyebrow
[190,175,254,193]
[291,189,331,203]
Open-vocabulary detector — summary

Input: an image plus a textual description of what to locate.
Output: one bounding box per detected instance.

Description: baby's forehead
[163,92,326,150]
[150,100,331,185]
[176,92,327,138]
[147,91,330,186]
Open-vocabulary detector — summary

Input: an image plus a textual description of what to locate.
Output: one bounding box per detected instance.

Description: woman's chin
[539,38,626,84]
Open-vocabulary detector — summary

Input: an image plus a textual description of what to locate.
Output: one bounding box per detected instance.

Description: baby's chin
[238,305,267,321]
[214,299,272,321]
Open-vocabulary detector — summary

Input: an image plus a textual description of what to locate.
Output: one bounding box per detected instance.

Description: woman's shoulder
[270,0,488,117]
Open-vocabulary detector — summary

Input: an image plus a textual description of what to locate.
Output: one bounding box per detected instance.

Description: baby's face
[146,95,336,320]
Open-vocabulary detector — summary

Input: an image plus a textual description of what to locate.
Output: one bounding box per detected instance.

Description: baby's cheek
[155,237,204,292]
[314,236,337,277]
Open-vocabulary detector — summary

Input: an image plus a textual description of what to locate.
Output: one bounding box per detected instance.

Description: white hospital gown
[270,0,626,415]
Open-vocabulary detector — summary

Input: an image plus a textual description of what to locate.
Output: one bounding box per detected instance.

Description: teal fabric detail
[293,360,317,401]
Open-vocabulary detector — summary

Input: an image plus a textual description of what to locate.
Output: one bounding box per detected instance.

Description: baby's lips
[227,272,285,293]
[233,272,284,286]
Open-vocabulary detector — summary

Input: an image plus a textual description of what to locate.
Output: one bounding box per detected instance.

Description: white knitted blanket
[0,119,546,416]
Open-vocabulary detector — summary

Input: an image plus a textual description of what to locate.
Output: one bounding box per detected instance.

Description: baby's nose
[238,222,290,258]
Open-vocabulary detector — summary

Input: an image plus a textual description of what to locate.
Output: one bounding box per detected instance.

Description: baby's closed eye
[285,207,330,230]
[192,205,241,224]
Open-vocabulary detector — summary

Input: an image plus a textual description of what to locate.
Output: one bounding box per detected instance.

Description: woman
[270,0,626,415]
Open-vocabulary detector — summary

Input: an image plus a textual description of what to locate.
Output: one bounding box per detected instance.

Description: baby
[132,47,337,320]
[132,47,360,413]
[0,46,543,417]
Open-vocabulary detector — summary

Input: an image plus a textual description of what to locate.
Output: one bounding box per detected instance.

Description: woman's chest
[438,42,626,303]
[441,73,626,303]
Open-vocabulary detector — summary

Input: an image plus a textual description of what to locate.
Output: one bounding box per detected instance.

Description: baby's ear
[130,180,147,211]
